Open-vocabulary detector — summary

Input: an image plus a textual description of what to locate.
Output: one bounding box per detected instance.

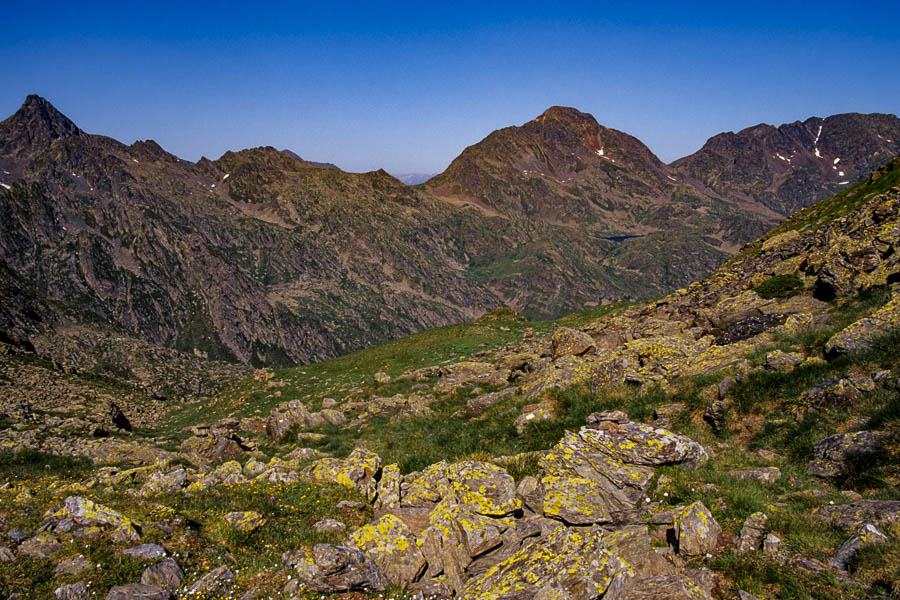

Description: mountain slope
[672,112,900,216]
[1,96,898,370]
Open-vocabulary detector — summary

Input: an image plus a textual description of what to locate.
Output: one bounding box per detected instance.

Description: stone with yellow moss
[345,513,426,587]
[541,475,612,525]
[224,511,266,532]
[62,496,141,541]
[830,522,889,571]
[549,327,596,360]
[825,293,900,356]
[302,446,382,502]
[675,501,720,558]
[459,526,631,600]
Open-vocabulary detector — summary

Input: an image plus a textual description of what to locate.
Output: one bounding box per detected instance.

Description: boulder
[373,371,392,385]
[800,378,860,408]
[466,388,517,416]
[825,294,900,355]
[303,446,382,502]
[434,362,509,394]
[180,434,244,465]
[541,476,612,525]
[287,544,388,592]
[737,512,768,553]
[121,544,167,561]
[375,463,401,511]
[345,514,426,588]
[460,526,630,600]
[141,558,184,591]
[314,518,346,534]
[807,430,891,478]
[140,467,186,496]
[675,502,721,557]
[549,327,596,360]
[223,511,266,532]
[813,500,900,537]
[55,555,92,576]
[514,401,555,433]
[17,533,62,558]
[62,496,140,541]
[830,523,889,571]
[104,584,169,600]
[764,350,805,371]
[604,574,714,600]
[728,467,781,484]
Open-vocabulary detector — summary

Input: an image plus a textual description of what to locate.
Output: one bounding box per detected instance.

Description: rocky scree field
[1,163,900,597]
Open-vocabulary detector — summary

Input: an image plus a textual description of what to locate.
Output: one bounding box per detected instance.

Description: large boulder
[539,416,707,513]
[807,430,891,478]
[285,544,388,592]
[104,584,169,600]
[61,496,140,542]
[549,327,596,360]
[460,526,630,600]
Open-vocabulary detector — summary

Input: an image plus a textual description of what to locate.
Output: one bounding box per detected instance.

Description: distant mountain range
[1,95,897,368]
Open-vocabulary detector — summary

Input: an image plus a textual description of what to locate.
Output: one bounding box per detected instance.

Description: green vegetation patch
[753,274,805,299]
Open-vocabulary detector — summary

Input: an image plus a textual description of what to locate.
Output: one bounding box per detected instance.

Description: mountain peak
[535,105,597,126]
[0,94,82,157]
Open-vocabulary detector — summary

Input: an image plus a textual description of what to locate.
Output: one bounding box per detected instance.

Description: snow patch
[0,183,9,190]
[839,181,850,185]
[775,153,791,162]
[838,171,844,177]
[667,175,677,181]
[596,148,604,157]
[132,159,139,163]
[814,148,822,158]
[814,125,823,143]
[223,173,230,180]
[833,158,840,164]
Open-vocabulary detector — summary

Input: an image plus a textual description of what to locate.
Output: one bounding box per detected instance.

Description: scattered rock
[314,518,347,534]
[737,512,768,553]
[17,533,62,558]
[675,502,721,557]
[728,467,781,484]
[549,327,596,360]
[224,511,266,532]
[55,555,92,576]
[187,565,235,595]
[54,583,91,600]
[141,558,184,591]
[287,544,388,592]
[121,544,167,561]
[345,514,426,588]
[825,293,900,356]
[765,350,805,371]
[763,533,781,554]
[104,584,169,600]
[373,372,392,385]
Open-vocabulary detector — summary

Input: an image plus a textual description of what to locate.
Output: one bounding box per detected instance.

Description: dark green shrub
[753,274,804,299]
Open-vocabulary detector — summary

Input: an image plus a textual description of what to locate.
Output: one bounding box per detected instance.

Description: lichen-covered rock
[807,430,891,478]
[373,371,392,385]
[314,518,346,533]
[515,401,555,433]
[445,461,520,516]
[549,327,596,360]
[800,378,860,408]
[675,502,721,557]
[303,446,382,501]
[728,467,781,484]
[829,523,889,571]
[541,476,612,525]
[813,500,900,538]
[434,362,509,394]
[764,350,805,371]
[460,526,630,600]
[604,573,714,600]
[55,555,92,576]
[140,467,186,496]
[288,544,388,592]
[180,434,244,466]
[540,419,707,513]
[345,514,426,588]
[18,533,62,558]
[375,463,401,511]
[825,293,900,355]
[737,512,768,553]
[467,388,517,416]
[224,511,266,532]
[61,497,140,541]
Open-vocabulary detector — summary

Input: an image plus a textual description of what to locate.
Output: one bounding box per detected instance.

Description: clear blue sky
[2,1,898,174]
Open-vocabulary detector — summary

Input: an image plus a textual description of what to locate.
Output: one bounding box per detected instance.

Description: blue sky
[2,1,898,174]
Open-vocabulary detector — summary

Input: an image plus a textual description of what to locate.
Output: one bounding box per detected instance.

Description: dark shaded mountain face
[0,97,897,369]
[671,113,900,216]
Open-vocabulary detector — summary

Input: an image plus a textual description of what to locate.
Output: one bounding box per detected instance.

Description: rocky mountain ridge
[1,96,898,373]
